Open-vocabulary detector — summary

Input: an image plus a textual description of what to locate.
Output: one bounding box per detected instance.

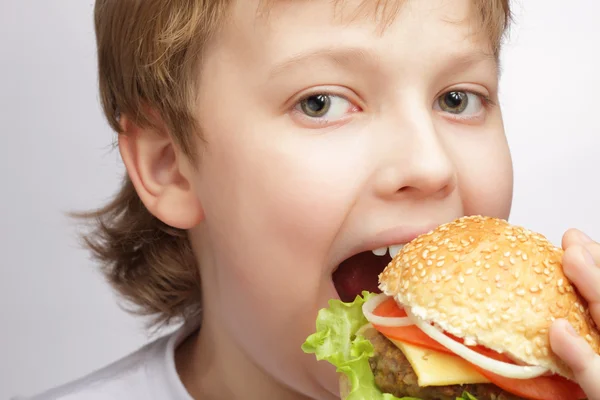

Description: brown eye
[438,91,469,114]
[300,94,331,117]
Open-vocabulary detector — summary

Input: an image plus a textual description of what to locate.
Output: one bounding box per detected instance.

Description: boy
[25,0,600,399]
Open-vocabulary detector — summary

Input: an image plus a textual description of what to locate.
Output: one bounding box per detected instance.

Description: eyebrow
[438,50,501,79]
[268,47,376,79]
[267,46,500,82]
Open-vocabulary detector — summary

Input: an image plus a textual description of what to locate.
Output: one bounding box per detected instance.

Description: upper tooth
[389,244,405,258]
[372,247,388,256]
[371,244,405,258]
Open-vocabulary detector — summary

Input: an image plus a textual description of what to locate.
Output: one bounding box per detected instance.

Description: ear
[118,115,204,230]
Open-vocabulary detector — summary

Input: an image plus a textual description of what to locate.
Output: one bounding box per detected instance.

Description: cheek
[453,129,514,219]
[201,129,368,274]
[196,133,354,396]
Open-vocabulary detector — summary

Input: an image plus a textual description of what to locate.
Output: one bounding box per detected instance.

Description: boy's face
[189,0,513,397]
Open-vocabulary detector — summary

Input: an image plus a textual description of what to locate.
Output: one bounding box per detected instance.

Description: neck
[175,312,316,400]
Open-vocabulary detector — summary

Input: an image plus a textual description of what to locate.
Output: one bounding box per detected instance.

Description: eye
[435,90,484,117]
[295,94,355,121]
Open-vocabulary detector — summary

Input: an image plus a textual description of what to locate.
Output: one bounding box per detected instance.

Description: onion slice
[362,293,414,327]
[405,308,549,379]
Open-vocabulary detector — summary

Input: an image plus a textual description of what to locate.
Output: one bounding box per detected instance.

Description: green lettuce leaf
[301,291,478,400]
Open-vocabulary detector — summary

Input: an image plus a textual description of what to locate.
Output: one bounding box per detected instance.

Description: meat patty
[363,328,525,400]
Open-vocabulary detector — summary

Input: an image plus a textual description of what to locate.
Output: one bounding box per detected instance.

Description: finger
[562,228,593,250]
[585,242,600,266]
[562,246,600,301]
[550,319,600,400]
[562,246,600,323]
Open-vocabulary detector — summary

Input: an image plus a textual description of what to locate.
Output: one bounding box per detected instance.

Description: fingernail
[582,247,597,267]
[564,321,580,338]
[579,231,593,243]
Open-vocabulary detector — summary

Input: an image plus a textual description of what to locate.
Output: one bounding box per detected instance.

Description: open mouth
[332,245,405,302]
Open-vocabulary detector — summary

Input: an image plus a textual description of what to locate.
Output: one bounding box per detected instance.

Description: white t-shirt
[16,322,199,400]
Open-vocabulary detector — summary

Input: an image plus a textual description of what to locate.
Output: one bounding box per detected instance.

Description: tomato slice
[371,297,586,400]
[472,365,586,400]
[372,298,490,356]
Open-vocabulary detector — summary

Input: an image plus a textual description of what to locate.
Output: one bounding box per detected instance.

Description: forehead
[255,0,491,38]
[220,0,496,73]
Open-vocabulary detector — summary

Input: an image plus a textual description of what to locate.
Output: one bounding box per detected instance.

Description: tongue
[332,251,392,303]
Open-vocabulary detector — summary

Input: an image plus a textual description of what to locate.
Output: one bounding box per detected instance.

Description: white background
[1,0,599,398]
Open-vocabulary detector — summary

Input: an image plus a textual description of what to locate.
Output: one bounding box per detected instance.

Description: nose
[373,110,456,200]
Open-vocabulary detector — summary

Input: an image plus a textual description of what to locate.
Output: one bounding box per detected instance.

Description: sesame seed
[465,269,473,275]
[422,250,429,259]
[586,334,593,343]
[530,286,539,293]
[557,279,563,286]
[485,287,492,295]
[498,261,505,267]
[516,288,526,296]
[510,257,516,265]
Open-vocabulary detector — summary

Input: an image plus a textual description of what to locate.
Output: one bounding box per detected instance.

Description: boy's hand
[549,229,600,400]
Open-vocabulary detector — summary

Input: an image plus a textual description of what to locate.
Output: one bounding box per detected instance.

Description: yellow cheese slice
[389,338,491,387]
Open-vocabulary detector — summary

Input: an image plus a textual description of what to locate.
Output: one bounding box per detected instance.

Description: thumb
[550,319,600,400]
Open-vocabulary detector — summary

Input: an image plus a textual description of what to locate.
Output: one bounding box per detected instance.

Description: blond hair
[84,0,512,328]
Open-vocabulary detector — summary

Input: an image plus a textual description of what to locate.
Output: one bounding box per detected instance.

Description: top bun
[379,215,600,380]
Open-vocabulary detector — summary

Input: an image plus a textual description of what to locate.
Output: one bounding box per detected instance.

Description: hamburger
[302,215,600,400]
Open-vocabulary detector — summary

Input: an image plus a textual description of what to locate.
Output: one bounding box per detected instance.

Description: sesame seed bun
[379,215,600,380]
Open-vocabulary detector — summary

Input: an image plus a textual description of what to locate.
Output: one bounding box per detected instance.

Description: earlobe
[118,116,204,230]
